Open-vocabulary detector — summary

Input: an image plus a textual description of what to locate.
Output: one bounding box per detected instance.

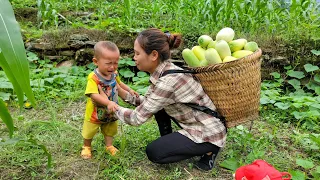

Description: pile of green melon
[182,27,259,67]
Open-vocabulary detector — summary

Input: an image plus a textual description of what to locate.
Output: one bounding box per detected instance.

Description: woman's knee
[146,142,163,164]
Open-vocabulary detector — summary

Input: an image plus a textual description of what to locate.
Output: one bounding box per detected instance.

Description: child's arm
[119,81,139,97]
[116,75,139,97]
[90,93,117,111]
[117,84,129,100]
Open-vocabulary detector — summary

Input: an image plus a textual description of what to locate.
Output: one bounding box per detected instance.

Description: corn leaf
[0,98,14,138]
[0,0,36,107]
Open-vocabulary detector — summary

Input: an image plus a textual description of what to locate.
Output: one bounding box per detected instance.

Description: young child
[81,41,137,159]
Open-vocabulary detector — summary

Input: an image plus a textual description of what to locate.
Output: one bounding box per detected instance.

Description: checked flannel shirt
[115,61,226,147]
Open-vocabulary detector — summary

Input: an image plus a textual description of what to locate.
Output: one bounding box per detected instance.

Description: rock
[60,51,75,56]
[75,48,94,65]
[68,40,85,49]
[56,60,75,68]
[269,56,290,65]
[31,42,52,50]
[69,34,89,41]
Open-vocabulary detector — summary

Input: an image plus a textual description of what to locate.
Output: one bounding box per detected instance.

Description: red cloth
[235,160,291,180]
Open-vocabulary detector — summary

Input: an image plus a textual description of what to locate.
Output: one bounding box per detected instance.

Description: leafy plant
[261,63,320,132]
[0,0,36,136]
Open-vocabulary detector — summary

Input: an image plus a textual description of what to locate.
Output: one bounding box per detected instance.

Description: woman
[109,28,226,171]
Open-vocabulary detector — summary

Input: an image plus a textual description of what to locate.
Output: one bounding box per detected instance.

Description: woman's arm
[115,79,175,126]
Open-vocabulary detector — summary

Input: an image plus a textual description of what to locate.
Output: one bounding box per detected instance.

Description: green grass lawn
[0,96,316,179]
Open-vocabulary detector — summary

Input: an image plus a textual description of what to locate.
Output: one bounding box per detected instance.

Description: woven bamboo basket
[191,49,262,128]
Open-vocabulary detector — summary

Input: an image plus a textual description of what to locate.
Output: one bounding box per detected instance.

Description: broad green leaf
[274,102,290,110]
[296,159,314,169]
[219,158,240,171]
[0,98,14,137]
[125,60,136,66]
[311,49,320,56]
[311,103,320,109]
[316,87,320,95]
[0,92,11,101]
[315,74,320,83]
[260,97,271,104]
[119,68,135,78]
[284,65,292,70]
[304,64,319,72]
[286,70,305,79]
[288,79,301,89]
[306,80,318,90]
[316,166,320,173]
[270,72,280,79]
[0,1,36,107]
[0,81,13,89]
[291,111,305,119]
[289,170,305,180]
[137,71,148,78]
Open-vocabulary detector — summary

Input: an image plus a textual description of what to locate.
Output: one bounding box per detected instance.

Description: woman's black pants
[146,109,220,164]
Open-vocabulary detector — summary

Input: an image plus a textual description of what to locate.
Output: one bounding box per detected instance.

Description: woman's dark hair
[136,28,182,62]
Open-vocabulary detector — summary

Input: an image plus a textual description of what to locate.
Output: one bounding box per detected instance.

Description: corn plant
[0,0,52,169]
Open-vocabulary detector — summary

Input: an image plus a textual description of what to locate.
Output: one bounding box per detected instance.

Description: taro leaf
[288,79,301,89]
[119,68,135,78]
[310,103,320,109]
[270,72,280,79]
[137,71,148,78]
[315,74,320,83]
[0,1,36,107]
[284,65,292,70]
[260,97,271,105]
[296,159,314,169]
[125,60,136,66]
[287,70,305,79]
[0,98,13,137]
[288,170,305,180]
[304,64,319,72]
[306,81,318,90]
[219,158,240,171]
[292,103,303,108]
[0,81,13,89]
[311,49,320,56]
[291,111,305,119]
[316,87,320,95]
[44,78,54,84]
[274,102,290,110]
[0,92,11,101]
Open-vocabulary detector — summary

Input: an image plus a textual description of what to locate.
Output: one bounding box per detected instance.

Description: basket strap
[161,70,227,131]
[185,103,227,132]
[161,69,196,77]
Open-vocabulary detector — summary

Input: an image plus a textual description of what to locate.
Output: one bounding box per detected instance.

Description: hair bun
[165,31,182,49]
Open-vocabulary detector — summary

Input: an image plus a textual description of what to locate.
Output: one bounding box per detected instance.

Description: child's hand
[129,89,139,97]
[107,101,118,112]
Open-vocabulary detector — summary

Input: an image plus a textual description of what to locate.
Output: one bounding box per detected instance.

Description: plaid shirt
[115,61,226,147]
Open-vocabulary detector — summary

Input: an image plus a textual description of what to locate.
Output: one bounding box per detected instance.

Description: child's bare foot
[81,146,92,159]
[106,145,119,156]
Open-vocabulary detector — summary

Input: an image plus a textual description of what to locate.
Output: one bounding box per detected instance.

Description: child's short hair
[94,41,119,59]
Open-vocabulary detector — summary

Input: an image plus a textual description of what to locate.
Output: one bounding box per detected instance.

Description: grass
[0,95,317,179]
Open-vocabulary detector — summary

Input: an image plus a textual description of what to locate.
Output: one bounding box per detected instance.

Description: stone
[75,48,94,65]
[68,40,85,49]
[56,60,75,68]
[32,42,52,50]
[60,51,75,56]
[69,34,89,41]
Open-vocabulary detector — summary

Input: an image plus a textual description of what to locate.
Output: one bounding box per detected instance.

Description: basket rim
[190,48,262,72]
